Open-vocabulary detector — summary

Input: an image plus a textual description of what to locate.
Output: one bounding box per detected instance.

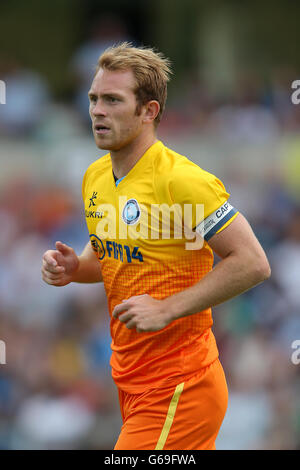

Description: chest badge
[122,199,141,225]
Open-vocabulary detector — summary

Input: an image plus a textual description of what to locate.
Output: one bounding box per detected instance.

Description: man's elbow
[252,255,271,283]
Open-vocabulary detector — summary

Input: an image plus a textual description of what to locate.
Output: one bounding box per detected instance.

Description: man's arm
[112,213,271,332]
[164,213,271,319]
[42,240,102,286]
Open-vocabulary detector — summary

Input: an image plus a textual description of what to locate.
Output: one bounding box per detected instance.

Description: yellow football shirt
[82,140,238,393]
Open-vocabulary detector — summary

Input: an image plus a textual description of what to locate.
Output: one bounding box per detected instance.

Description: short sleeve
[169,160,238,241]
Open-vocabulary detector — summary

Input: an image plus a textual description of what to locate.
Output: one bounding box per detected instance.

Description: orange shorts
[114,358,228,450]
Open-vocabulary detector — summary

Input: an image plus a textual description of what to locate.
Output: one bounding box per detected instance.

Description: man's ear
[142,100,160,124]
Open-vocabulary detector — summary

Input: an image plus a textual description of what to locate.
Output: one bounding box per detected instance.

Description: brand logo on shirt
[89,191,98,208]
[122,199,141,225]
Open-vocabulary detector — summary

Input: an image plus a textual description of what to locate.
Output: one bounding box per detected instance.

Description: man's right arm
[72,240,103,283]
[42,240,102,286]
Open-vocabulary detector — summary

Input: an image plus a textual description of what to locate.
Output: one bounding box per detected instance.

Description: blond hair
[96,42,172,125]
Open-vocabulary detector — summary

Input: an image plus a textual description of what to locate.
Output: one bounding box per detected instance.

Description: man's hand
[41,241,79,287]
[112,294,172,333]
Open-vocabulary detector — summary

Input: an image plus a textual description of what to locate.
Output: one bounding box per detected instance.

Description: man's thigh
[114,359,228,450]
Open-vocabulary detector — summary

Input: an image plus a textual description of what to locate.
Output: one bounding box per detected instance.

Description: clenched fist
[41,241,79,287]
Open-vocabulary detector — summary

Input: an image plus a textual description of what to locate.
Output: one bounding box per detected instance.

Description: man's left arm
[163,212,271,320]
[112,213,271,332]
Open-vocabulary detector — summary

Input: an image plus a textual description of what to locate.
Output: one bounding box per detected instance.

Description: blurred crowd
[0,16,300,450]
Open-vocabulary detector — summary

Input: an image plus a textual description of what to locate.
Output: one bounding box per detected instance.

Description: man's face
[88,68,144,151]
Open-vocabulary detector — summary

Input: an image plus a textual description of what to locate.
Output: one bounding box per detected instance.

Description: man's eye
[107,96,118,103]
[89,96,97,103]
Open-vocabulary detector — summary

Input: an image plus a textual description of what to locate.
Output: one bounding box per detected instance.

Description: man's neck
[110,132,158,180]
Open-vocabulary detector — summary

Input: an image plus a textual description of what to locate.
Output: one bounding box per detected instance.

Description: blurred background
[0,0,300,450]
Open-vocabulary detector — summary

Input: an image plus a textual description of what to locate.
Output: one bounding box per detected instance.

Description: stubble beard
[95,124,142,152]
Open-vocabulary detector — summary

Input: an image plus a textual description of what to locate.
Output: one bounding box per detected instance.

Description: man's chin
[93,135,114,150]
[94,136,127,152]
[95,142,112,150]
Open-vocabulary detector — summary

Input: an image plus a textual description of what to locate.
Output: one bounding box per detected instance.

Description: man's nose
[92,100,107,116]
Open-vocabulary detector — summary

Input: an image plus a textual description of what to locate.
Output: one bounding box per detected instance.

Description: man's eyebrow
[88,91,124,98]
